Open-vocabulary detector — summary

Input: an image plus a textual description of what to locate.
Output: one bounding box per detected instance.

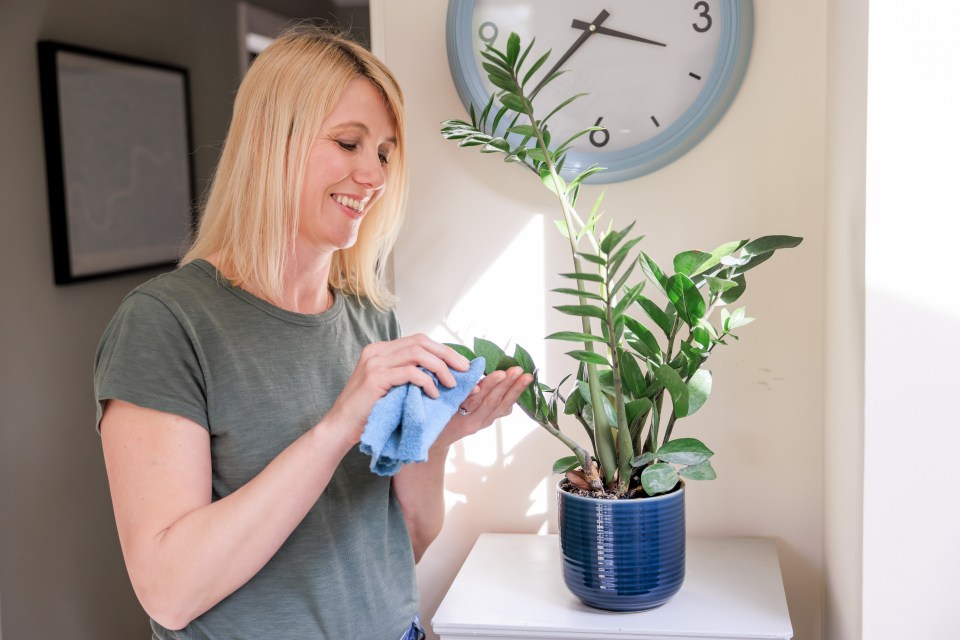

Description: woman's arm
[101,334,468,630]
[392,366,533,561]
[101,399,354,630]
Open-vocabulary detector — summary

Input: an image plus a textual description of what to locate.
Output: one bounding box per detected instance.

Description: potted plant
[440,33,801,611]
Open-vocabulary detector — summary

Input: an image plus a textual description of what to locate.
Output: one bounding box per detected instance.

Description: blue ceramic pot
[557,480,685,611]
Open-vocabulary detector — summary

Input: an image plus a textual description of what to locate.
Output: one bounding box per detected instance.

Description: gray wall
[1,1,239,637]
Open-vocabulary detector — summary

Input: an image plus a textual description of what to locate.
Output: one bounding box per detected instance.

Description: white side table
[432,533,792,640]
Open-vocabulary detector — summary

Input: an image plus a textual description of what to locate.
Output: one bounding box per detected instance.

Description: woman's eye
[378,152,389,165]
[336,140,358,151]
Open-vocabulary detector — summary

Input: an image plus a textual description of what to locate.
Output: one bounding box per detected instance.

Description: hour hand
[571,19,667,47]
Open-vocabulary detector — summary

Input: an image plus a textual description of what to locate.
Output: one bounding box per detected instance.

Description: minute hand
[570,20,667,47]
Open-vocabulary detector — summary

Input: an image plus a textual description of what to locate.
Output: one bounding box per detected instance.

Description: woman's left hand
[432,366,533,451]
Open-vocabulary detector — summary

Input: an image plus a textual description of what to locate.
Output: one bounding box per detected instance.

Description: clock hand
[531,9,610,98]
[570,20,667,47]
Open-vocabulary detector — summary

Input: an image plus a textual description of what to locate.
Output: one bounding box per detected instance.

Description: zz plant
[441,33,801,498]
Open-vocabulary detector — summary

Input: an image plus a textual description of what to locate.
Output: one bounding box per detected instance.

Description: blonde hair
[181,25,406,310]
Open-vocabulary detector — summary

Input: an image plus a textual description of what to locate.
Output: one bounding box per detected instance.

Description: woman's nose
[354,151,387,191]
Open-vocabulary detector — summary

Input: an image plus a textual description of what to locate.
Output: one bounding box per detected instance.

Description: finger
[470,368,521,420]
[458,370,506,414]
[405,334,472,372]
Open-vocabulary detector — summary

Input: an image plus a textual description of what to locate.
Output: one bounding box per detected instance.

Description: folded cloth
[359,357,486,476]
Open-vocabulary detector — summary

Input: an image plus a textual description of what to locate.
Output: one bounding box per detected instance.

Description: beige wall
[383,1,826,638]
[824,0,867,638]
[0,1,239,637]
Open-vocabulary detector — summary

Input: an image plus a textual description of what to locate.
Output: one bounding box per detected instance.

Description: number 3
[693,1,712,33]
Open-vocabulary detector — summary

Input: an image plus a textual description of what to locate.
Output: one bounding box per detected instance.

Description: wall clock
[446,0,754,183]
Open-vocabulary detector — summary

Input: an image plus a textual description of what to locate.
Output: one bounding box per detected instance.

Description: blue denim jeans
[400,614,426,640]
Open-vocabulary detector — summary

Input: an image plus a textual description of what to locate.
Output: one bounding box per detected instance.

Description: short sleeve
[94,291,208,432]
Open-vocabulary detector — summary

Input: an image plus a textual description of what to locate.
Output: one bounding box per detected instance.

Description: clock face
[447,0,753,182]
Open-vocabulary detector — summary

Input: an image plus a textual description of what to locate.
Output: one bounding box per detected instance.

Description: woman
[95,26,531,639]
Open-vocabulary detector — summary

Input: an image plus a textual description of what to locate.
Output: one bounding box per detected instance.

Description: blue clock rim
[445,0,754,183]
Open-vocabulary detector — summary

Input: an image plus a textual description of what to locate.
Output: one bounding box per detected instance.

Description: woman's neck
[205,251,336,314]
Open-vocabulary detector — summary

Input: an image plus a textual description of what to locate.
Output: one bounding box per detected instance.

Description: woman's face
[297,78,397,256]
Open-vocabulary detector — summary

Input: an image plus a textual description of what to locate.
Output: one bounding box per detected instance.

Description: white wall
[382,1,826,638]
[863,1,960,637]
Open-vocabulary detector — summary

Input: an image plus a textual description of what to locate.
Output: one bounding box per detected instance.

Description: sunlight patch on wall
[429,215,546,510]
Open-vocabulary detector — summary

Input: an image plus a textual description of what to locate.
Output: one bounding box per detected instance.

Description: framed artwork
[37,41,195,284]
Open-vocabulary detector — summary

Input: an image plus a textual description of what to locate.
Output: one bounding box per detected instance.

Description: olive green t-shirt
[94,260,417,639]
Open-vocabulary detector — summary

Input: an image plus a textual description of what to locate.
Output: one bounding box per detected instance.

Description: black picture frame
[37,41,196,284]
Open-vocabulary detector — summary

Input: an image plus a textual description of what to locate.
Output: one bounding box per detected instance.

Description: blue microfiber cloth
[359,357,486,476]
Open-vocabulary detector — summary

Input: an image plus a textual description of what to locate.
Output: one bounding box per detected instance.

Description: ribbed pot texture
[557,480,685,611]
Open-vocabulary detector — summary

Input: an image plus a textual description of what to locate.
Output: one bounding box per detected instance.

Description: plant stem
[525,102,617,488]
[604,307,632,495]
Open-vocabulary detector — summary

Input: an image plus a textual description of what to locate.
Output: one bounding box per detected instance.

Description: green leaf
[473,338,505,375]
[540,166,566,194]
[639,251,668,295]
[641,463,680,496]
[608,236,645,275]
[553,219,570,239]
[491,103,512,134]
[666,273,707,327]
[559,272,604,283]
[575,252,606,266]
[565,350,610,367]
[619,351,647,397]
[686,369,712,416]
[636,296,674,337]
[737,251,774,274]
[522,50,552,87]
[513,344,536,374]
[742,235,803,256]
[551,287,605,302]
[541,92,588,125]
[566,165,606,194]
[612,281,644,317]
[484,68,517,92]
[494,354,520,371]
[505,32,521,66]
[546,330,605,343]
[691,240,748,276]
[630,451,655,468]
[507,124,538,137]
[657,437,714,465]
[705,276,739,298]
[691,325,710,349]
[654,364,689,418]
[515,36,535,72]
[500,93,528,113]
[728,307,756,330]
[679,459,717,481]
[674,250,712,276]
[552,455,581,474]
[625,397,652,429]
[610,260,639,298]
[445,343,476,361]
[600,220,637,255]
[554,304,606,320]
[623,316,662,360]
[719,274,747,305]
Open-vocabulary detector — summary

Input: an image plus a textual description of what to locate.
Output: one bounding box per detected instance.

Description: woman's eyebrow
[330,121,397,145]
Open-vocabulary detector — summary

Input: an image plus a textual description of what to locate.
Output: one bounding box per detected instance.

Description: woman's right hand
[324,334,472,445]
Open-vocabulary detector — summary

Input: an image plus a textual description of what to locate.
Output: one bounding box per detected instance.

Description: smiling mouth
[331,194,367,214]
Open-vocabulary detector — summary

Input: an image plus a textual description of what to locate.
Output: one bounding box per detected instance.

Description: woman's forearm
[391,444,450,562]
